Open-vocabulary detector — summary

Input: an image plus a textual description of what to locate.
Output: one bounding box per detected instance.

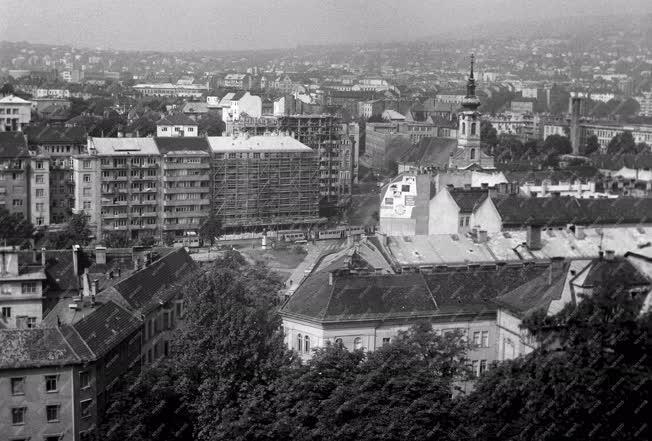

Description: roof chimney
[526,225,542,250]
[477,229,488,244]
[72,244,80,276]
[328,272,334,286]
[604,250,615,261]
[41,247,46,267]
[95,246,107,265]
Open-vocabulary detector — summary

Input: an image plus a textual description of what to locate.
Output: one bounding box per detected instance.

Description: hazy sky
[1,0,651,51]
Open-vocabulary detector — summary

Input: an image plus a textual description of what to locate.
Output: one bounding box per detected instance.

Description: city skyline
[2,0,652,52]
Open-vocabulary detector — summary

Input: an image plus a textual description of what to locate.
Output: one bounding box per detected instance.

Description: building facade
[0,96,32,132]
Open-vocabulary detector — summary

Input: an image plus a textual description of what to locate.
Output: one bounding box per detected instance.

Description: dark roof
[494,262,569,318]
[491,196,652,227]
[0,328,83,369]
[231,90,247,100]
[24,125,87,144]
[503,167,602,185]
[71,300,141,358]
[398,137,458,168]
[154,136,210,154]
[422,264,548,313]
[580,257,650,288]
[107,248,197,310]
[450,189,489,213]
[590,153,652,171]
[18,249,91,293]
[156,113,197,126]
[0,132,29,158]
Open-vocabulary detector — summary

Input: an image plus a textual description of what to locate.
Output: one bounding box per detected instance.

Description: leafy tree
[42,213,92,249]
[101,362,193,441]
[458,278,651,441]
[172,251,288,441]
[0,207,35,247]
[480,120,498,148]
[198,213,223,246]
[582,134,601,155]
[137,235,158,247]
[0,83,15,96]
[197,111,225,136]
[607,131,637,155]
[494,134,524,162]
[102,231,132,248]
[543,134,572,156]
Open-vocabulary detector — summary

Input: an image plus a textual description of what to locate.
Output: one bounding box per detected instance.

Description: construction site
[207,134,323,231]
[225,114,353,215]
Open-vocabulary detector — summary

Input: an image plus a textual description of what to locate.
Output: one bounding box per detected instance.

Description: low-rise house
[0,95,32,132]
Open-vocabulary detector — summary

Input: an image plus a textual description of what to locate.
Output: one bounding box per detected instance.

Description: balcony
[162,174,210,181]
[162,162,210,170]
[164,198,210,206]
[163,210,208,218]
[163,222,200,230]
[163,187,207,194]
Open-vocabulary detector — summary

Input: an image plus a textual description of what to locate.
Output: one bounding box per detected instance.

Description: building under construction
[225,114,353,215]
[206,134,322,230]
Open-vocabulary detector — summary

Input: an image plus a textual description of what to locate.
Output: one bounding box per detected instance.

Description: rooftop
[207,135,314,154]
[156,113,198,126]
[88,137,159,156]
[0,131,30,157]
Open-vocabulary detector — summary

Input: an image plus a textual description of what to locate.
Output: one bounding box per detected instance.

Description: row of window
[0,282,38,296]
[10,399,92,425]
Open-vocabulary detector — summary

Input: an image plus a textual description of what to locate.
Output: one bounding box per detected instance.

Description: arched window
[304,335,310,353]
[471,122,477,135]
[470,148,476,160]
[296,333,302,352]
[353,337,363,350]
[461,122,466,135]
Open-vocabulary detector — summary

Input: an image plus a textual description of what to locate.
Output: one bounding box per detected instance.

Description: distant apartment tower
[207,134,320,229]
[640,91,652,117]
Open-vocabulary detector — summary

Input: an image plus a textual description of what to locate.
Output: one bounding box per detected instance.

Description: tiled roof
[154,136,210,154]
[580,257,650,288]
[156,113,197,126]
[72,300,141,358]
[492,196,652,227]
[503,167,602,184]
[181,102,209,114]
[24,125,87,144]
[450,189,489,213]
[0,328,83,369]
[0,132,29,158]
[106,248,197,310]
[493,262,569,318]
[397,137,458,168]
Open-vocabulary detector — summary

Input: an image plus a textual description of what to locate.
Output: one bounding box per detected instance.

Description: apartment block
[0,95,32,132]
[0,246,47,329]
[0,132,31,219]
[28,157,50,227]
[207,134,320,229]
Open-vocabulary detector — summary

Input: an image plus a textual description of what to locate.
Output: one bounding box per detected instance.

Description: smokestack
[569,96,581,155]
[575,225,585,240]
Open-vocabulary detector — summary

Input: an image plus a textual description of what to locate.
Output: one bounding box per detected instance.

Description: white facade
[223,92,262,122]
[35,88,71,99]
[0,95,32,132]
[0,247,47,329]
[156,123,198,137]
[133,83,208,98]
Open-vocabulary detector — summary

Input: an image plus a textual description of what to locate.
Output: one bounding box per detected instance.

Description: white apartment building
[0,96,32,132]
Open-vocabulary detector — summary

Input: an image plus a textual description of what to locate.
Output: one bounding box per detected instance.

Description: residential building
[358,99,385,119]
[639,91,652,117]
[0,132,31,219]
[24,126,86,224]
[207,134,320,229]
[156,114,199,137]
[35,88,71,99]
[224,73,253,90]
[0,95,32,132]
[74,138,161,241]
[222,91,262,122]
[28,156,50,227]
[133,83,208,98]
[0,246,47,329]
[485,112,541,142]
[181,101,210,121]
[155,137,211,239]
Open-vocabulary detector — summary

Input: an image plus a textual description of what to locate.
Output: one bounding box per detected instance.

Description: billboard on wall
[379,175,419,219]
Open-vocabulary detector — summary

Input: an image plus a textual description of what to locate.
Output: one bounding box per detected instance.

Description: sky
[1,0,651,52]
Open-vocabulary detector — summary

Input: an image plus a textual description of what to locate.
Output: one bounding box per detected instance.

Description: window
[461,122,466,135]
[353,337,363,350]
[164,340,169,357]
[382,337,391,345]
[36,174,44,184]
[36,202,44,212]
[11,407,26,425]
[459,216,465,227]
[83,174,90,182]
[473,331,480,346]
[36,161,43,169]
[46,404,60,422]
[471,122,477,135]
[479,360,487,375]
[83,160,91,169]
[471,360,479,378]
[80,399,92,418]
[481,331,489,348]
[162,127,168,132]
[296,333,302,352]
[304,335,310,353]
[470,148,476,160]
[2,307,11,318]
[80,371,90,389]
[45,375,58,392]
[12,199,23,206]
[401,184,410,192]
[36,188,45,197]
[27,317,36,328]
[384,197,393,205]
[22,282,37,294]
[10,377,24,395]
[83,201,91,210]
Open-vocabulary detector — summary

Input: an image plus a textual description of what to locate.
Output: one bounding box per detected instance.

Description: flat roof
[133,83,207,90]
[88,137,159,155]
[206,135,314,153]
[387,226,652,266]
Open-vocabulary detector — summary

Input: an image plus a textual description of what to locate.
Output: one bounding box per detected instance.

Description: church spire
[462,54,480,110]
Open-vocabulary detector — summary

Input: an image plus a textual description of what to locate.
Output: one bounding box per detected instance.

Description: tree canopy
[0,207,35,247]
[41,213,91,249]
[198,213,223,246]
[607,131,637,155]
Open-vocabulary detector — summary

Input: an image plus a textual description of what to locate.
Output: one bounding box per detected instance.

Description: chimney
[72,244,80,276]
[598,250,604,260]
[95,246,107,265]
[526,225,542,250]
[481,183,488,189]
[548,257,565,286]
[604,250,615,261]
[91,279,98,307]
[575,225,585,240]
[464,183,471,190]
[328,272,334,286]
[41,247,46,267]
[477,230,488,243]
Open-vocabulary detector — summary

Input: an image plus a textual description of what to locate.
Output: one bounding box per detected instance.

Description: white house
[0,95,32,132]
[222,91,262,122]
[155,114,199,137]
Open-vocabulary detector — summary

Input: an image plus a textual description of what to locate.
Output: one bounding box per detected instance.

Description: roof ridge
[420,272,439,310]
[56,326,84,362]
[68,322,97,359]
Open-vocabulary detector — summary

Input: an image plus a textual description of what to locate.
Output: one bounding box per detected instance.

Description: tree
[607,131,637,155]
[0,207,35,247]
[458,277,651,441]
[197,111,225,136]
[137,235,158,247]
[42,213,92,249]
[172,251,288,441]
[582,134,601,155]
[102,231,132,248]
[543,134,572,156]
[480,120,498,148]
[101,362,194,441]
[0,83,15,96]
[198,213,223,246]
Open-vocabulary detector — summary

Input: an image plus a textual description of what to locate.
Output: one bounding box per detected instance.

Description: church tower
[449,54,494,170]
